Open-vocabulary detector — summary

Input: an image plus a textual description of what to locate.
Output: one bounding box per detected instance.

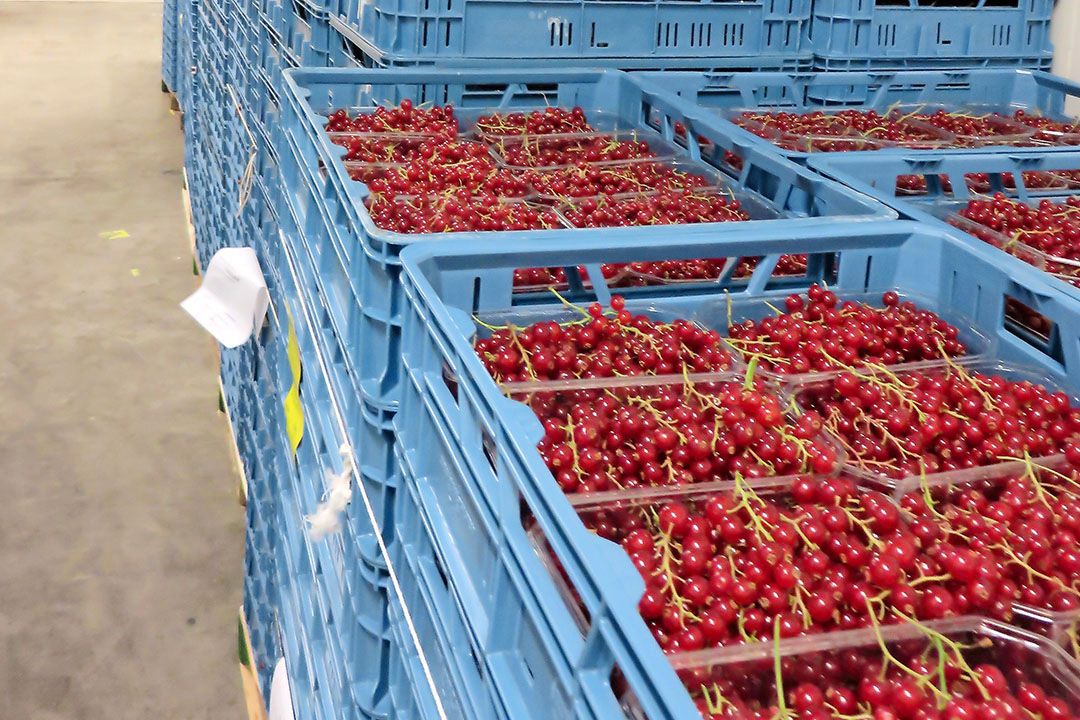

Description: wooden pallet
[239,610,269,720]
[161,79,182,114]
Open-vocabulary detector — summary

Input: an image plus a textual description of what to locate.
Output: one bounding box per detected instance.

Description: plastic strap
[227,83,258,215]
[275,228,450,720]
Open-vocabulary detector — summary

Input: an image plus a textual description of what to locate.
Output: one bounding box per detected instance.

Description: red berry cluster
[475,296,733,384]
[900,459,1080,617]
[583,476,937,652]
[795,363,1080,480]
[726,286,967,376]
[490,133,658,168]
[366,194,561,234]
[683,630,1078,720]
[560,189,750,228]
[734,109,947,149]
[325,99,458,137]
[530,379,838,495]
[474,106,592,138]
[524,160,713,200]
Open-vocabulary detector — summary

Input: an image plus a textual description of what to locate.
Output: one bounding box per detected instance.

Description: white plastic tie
[306,444,354,540]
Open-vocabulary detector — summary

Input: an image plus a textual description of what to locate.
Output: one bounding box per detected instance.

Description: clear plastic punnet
[891,453,1080,621]
[486,129,683,170]
[886,103,1039,148]
[501,372,844,497]
[789,360,1080,493]
[364,192,566,234]
[463,107,633,141]
[523,157,726,202]
[723,106,956,152]
[628,617,1080,719]
[695,289,993,382]
[554,186,778,229]
[344,159,536,198]
[326,130,469,163]
[933,197,1080,284]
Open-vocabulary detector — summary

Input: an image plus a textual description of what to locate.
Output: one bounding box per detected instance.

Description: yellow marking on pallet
[99,229,130,240]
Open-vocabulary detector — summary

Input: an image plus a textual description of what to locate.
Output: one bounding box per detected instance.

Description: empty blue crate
[325,0,810,69]
[633,68,1080,165]
[810,0,1053,70]
[809,149,1080,305]
[264,0,333,66]
[274,66,890,414]
[396,220,1080,719]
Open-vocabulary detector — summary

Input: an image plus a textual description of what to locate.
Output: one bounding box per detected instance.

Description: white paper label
[181,247,269,348]
[268,658,295,720]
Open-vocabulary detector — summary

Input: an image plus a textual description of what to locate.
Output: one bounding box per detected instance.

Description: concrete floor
[0,2,245,719]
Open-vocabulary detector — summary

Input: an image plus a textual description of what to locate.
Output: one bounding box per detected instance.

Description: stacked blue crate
[161,0,179,94]
[258,64,903,719]
[394,220,1080,719]
[175,0,196,111]
[809,0,1054,71]
[324,0,812,70]
[162,0,1080,714]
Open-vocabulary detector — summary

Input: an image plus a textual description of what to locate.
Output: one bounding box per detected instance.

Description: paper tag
[181,248,269,348]
[268,659,295,720]
[284,310,304,456]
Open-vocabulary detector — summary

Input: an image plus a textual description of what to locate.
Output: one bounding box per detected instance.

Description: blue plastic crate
[325,15,812,71]
[264,0,333,66]
[267,161,402,546]
[175,0,196,111]
[275,66,891,414]
[810,0,1053,71]
[325,0,809,67]
[809,149,1080,304]
[393,378,606,719]
[388,452,506,720]
[162,0,179,92]
[396,220,1080,718]
[253,286,397,717]
[632,67,1080,165]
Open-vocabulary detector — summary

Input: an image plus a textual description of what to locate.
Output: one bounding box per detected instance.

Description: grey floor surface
[0,2,245,718]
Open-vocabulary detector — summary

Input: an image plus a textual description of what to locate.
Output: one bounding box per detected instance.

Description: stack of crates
[323,0,813,71]
[165,0,1080,717]
[809,0,1054,71]
[258,63,905,718]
